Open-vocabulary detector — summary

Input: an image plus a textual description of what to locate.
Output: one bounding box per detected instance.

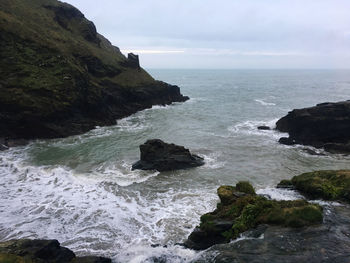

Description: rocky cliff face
[0,0,188,140]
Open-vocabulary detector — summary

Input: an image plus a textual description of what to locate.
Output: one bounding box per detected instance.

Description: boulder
[132,139,204,171]
[185,181,323,250]
[0,239,111,263]
[276,101,350,153]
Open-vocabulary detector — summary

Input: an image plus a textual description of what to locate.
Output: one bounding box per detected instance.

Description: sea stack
[132,139,205,171]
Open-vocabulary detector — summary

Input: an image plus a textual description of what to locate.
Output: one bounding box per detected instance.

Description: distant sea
[1,69,350,262]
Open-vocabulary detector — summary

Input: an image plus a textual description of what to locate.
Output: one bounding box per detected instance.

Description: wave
[228,119,287,140]
[256,187,304,201]
[0,148,217,261]
[254,99,276,106]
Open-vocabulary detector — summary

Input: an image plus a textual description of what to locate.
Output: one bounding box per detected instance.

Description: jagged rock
[257,125,270,130]
[132,139,204,171]
[0,0,188,141]
[276,101,350,153]
[185,181,323,250]
[127,53,140,69]
[0,239,111,263]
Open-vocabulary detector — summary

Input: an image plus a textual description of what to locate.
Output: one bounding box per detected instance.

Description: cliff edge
[0,0,188,140]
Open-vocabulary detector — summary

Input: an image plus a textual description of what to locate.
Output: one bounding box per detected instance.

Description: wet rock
[0,239,111,263]
[257,125,270,130]
[196,205,350,263]
[276,100,350,153]
[132,139,204,171]
[185,181,322,250]
[279,137,296,145]
[276,179,295,190]
[279,170,350,202]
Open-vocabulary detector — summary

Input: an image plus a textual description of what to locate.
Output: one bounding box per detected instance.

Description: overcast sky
[65,0,350,69]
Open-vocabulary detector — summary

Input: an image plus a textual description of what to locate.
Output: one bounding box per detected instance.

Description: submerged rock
[132,139,204,171]
[257,125,270,130]
[0,239,111,263]
[185,181,322,250]
[276,100,350,153]
[278,170,350,202]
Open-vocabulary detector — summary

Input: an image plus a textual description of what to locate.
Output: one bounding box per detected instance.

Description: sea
[1,69,350,262]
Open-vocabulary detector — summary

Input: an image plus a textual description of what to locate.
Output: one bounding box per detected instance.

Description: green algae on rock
[278,170,350,202]
[0,0,188,140]
[185,181,323,250]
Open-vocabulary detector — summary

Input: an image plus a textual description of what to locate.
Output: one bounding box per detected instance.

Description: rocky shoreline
[276,100,350,153]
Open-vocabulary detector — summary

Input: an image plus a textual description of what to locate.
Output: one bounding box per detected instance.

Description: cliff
[0,0,188,140]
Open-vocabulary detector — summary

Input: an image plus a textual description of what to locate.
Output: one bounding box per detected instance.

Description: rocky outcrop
[0,0,188,140]
[276,101,350,153]
[0,239,111,263]
[278,170,350,202]
[185,181,323,250]
[132,139,204,171]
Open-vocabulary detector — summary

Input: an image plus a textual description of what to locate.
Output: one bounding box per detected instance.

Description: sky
[64,0,350,69]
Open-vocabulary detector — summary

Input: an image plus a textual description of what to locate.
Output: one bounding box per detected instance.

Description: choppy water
[1,69,350,262]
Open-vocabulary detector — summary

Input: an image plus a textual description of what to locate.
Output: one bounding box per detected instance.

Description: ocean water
[1,69,350,262]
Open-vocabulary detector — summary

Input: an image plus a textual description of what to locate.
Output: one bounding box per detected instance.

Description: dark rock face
[127,53,140,69]
[132,139,204,171]
[276,101,350,153]
[0,239,111,263]
[0,0,188,141]
[185,182,322,250]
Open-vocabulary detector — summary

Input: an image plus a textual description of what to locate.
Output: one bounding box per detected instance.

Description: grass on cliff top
[0,0,155,87]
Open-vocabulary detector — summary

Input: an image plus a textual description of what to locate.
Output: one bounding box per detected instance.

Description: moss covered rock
[0,0,188,140]
[185,181,323,250]
[279,170,350,202]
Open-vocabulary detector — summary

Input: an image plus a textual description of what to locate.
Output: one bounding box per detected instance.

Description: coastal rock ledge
[276,100,350,153]
[132,139,204,171]
[0,239,111,263]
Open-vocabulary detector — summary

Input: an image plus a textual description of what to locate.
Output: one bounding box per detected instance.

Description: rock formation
[0,239,111,263]
[185,181,323,250]
[276,101,350,153]
[132,139,204,171]
[278,170,350,202]
[0,0,188,141]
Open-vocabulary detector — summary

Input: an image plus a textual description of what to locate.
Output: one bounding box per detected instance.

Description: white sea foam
[254,99,276,106]
[256,187,304,201]
[0,148,217,261]
[228,119,286,140]
[201,152,226,169]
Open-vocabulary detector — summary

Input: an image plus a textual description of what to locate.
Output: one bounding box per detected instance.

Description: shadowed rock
[0,239,111,263]
[257,125,270,130]
[276,100,350,153]
[132,139,204,171]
